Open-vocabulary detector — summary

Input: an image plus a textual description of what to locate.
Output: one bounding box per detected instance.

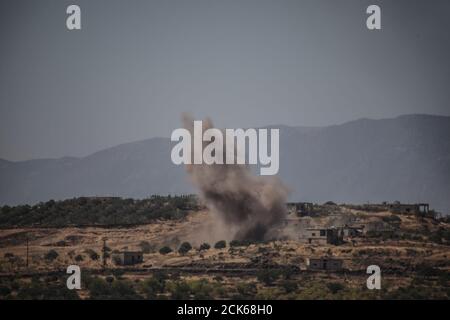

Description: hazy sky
[1,0,449,160]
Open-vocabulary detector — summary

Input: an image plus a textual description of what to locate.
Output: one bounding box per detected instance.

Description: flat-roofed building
[112,251,143,265]
[303,228,343,245]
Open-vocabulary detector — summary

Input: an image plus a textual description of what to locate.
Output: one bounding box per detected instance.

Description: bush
[159,246,172,255]
[110,280,139,299]
[4,253,14,259]
[189,279,213,300]
[236,282,257,298]
[143,274,166,299]
[87,276,140,299]
[415,264,444,278]
[229,240,250,247]
[84,249,99,260]
[327,282,344,294]
[112,269,125,278]
[55,240,67,247]
[178,242,192,255]
[257,269,279,286]
[74,255,84,262]
[88,277,110,298]
[168,280,191,300]
[0,285,11,296]
[281,280,298,293]
[280,266,296,280]
[112,255,122,265]
[139,241,153,254]
[199,243,210,251]
[214,240,226,249]
[44,250,59,261]
[15,278,79,300]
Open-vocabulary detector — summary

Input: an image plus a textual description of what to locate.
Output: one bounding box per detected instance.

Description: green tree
[257,269,279,286]
[159,246,172,255]
[214,240,226,249]
[44,250,59,261]
[178,242,192,255]
[169,281,191,300]
[327,282,345,294]
[84,249,99,260]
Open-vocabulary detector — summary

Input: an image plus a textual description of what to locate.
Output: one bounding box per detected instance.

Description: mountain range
[1,114,449,213]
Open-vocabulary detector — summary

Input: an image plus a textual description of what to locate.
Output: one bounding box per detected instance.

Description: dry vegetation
[0,199,449,300]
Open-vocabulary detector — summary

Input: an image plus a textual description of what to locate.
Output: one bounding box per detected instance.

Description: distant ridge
[1,114,449,213]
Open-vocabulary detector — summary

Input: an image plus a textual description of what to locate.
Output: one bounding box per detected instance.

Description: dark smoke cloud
[183,115,288,241]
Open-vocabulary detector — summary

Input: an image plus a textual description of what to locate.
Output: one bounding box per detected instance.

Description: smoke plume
[182,115,288,241]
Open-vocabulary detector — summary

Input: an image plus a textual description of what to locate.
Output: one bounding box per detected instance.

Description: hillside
[0,205,449,299]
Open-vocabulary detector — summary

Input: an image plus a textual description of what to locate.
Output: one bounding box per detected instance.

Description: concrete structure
[303,228,343,245]
[387,202,429,215]
[340,225,364,237]
[287,202,315,216]
[356,202,431,216]
[306,257,343,271]
[112,251,143,265]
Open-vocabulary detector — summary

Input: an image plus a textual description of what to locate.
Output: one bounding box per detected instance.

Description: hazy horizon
[0,113,446,162]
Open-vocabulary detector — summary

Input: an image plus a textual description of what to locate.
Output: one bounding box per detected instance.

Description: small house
[303,228,343,245]
[112,251,143,265]
[340,225,364,237]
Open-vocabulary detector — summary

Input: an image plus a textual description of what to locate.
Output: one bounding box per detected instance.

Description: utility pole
[26,234,29,268]
[102,237,107,269]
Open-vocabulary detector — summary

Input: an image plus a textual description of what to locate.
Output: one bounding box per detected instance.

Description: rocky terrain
[0,203,449,299]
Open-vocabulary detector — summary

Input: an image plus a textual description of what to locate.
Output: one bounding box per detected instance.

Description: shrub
[143,274,166,299]
[214,240,226,249]
[84,249,99,260]
[88,277,110,298]
[281,280,298,293]
[236,282,257,297]
[213,276,223,282]
[112,269,125,278]
[0,285,11,296]
[327,282,345,294]
[168,280,191,300]
[159,246,172,255]
[428,233,442,244]
[45,250,59,261]
[112,255,122,265]
[229,240,250,247]
[189,279,213,300]
[178,242,192,255]
[110,280,139,299]
[257,269,279,286]
[15,278,80,300]
[280,267,296,280]
[199,243,210,251]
